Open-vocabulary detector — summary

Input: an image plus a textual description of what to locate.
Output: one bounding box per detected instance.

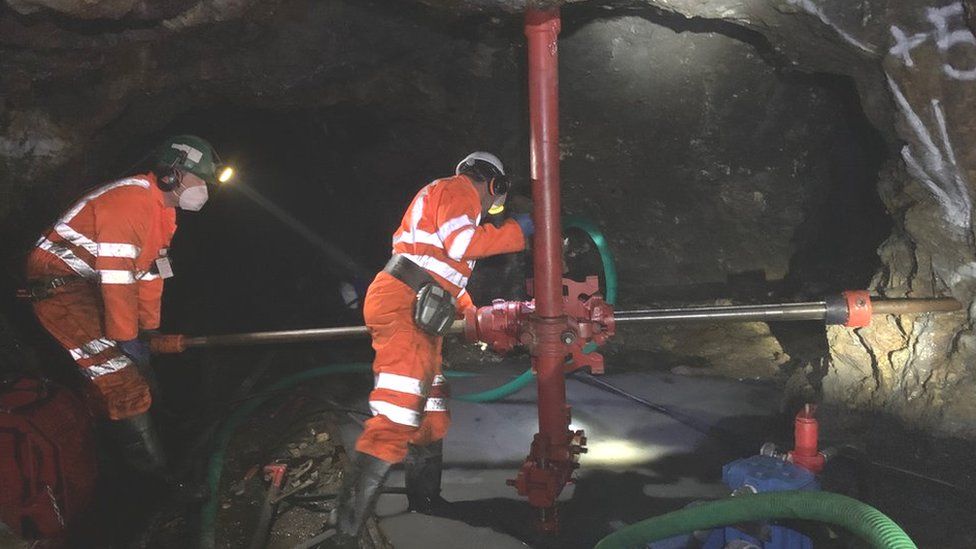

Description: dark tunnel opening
[139,104,536,337]
[150,106,394,335]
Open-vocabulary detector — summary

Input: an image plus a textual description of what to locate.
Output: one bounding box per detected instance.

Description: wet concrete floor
[339,361,785,549]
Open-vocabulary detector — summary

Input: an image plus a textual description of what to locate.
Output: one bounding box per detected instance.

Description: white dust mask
[177,184,209,211]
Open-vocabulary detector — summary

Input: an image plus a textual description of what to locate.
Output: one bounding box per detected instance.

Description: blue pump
[651,455,820,548]
[699,455,819,548]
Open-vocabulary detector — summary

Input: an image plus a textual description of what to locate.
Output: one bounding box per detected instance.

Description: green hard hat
[153,135,221,184]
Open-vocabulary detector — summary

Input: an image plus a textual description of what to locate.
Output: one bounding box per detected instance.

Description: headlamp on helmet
[153,135,235,186]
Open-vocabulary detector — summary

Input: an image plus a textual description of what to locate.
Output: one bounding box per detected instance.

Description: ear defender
[489,174,510,196]
[457,155,509,195]
[156,150,188,191]
[156,168,182,191]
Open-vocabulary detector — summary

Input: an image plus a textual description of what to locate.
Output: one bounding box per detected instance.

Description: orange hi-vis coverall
[26,173,177,420]
[357,174,527,463]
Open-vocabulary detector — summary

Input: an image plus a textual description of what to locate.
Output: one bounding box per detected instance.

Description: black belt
[17,275,83,301]
[383,255,437,293]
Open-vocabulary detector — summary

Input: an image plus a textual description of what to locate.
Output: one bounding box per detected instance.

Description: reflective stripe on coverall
[26,173,177,420]
[357,174,526,463]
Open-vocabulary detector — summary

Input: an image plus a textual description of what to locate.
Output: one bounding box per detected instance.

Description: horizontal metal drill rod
[615,302,827,323]
[153,296,960,354]
[179,321,465,349]
[870,297,962,315]
[614,297,960,325]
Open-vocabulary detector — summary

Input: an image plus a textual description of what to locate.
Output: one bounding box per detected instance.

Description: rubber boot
[404,440,448,513]
[108,412,168,476]
[107,413,206,501]
[329,452,393,547]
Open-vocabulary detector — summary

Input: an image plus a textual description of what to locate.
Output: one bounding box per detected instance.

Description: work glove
[117,338,151,366]
[512,213,535,237]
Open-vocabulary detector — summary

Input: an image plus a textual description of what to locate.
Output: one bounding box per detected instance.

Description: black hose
[569,372,757,454]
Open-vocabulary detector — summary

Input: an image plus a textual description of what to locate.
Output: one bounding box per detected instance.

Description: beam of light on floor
[570,421,673,467]
[585,439,667,466]
[230,180,372,279]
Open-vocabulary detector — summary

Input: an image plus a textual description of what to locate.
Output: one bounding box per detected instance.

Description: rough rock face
[557,11,874,291]
[5,0,238,23]
[0,0,520,243]
[632,321,790,380]
[784,1,976,436]
[628,0,976,436]
[2,0,975,436]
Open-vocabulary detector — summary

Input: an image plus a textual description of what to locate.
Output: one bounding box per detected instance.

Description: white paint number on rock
[889,2,976,81]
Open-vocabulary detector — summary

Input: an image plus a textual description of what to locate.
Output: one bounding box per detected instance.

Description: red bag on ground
[0,375,97,541]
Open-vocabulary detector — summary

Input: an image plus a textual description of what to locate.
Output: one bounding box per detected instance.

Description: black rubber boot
[404,440,449,513]
[106,413,206,501]
[329,452,393,547]
[108,412,168,476]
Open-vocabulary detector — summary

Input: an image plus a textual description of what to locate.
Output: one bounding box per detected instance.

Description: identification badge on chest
[154,256,174,279]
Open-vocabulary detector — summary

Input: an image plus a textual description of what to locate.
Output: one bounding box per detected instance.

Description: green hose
[564,215,618,306]
[453,369,535,402]
[595,490,918,549]
[454,216,619,401]
[200,364,482,548]
[200,364,369,549]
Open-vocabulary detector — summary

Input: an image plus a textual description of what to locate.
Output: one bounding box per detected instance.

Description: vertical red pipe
[790,403,825,473]
[525,8,567,451]
[794,405,819,457]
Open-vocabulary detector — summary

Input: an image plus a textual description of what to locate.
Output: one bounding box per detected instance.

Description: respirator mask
[177,183,209,211]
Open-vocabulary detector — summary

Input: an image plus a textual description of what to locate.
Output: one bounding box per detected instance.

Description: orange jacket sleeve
[92,187,152,341]
[456,289,475,311]
[437,181,526,261]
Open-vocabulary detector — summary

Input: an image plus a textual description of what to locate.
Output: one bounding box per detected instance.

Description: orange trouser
[31,283,152,420]
[356,272,450,463]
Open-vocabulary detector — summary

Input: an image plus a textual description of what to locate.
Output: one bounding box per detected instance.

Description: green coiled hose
[595,490,917,549]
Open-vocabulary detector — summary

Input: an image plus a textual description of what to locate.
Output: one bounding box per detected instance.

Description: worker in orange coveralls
[25,135,230,480]
[323,152,534,546]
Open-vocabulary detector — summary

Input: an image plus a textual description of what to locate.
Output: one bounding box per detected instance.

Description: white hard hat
[455,151,505,176]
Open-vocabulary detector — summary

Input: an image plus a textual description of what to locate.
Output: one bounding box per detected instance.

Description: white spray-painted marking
[889,2,976,81]
[889,25,929,67]
[787,0,878,54]
[928,3,976,80]
[887,74,973,230]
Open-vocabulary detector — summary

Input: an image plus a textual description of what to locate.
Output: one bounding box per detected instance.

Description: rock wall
[557,11,878,293]
[806,0,976,436]
[631,0,976,435]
